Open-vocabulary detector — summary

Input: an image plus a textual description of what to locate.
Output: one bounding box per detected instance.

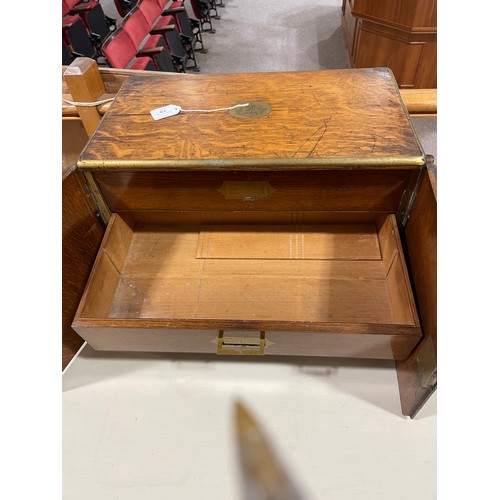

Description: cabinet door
[396,167,437,417]
[62,168,105,370]
[342,0,359,59]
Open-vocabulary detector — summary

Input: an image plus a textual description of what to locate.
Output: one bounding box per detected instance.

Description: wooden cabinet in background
[341,0,437,88]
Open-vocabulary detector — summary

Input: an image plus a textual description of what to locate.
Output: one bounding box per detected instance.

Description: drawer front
[73,326,421,361]
[93,170,412,212]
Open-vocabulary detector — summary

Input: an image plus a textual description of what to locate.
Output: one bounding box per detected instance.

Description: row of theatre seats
[62,0,224,72]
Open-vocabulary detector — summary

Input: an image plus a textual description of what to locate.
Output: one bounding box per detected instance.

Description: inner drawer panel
[196,223,381,260]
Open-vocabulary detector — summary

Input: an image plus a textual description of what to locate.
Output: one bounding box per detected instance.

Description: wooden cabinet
[71,68,436,415]
[341,0,437,88]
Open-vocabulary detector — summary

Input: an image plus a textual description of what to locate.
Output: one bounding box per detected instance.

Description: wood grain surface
[93,170,412,212]
[61,65,436,118]
[78,68,425,169]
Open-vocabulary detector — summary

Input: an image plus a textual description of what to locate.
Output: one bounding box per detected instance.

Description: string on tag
[150,102,250,120]
[62,97,115,107]
[180,103,250,113]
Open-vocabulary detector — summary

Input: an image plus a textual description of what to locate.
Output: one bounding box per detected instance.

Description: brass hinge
[396,156,434,230]
[396,168,423,229]
[77,171,111,225]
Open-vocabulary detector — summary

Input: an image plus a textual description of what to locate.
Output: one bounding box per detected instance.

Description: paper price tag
[150,104,181,120]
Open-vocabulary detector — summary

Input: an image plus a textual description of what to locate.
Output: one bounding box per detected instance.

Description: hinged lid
[77,68,426,171]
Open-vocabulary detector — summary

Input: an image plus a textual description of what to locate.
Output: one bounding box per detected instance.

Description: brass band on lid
[77,155,426,170]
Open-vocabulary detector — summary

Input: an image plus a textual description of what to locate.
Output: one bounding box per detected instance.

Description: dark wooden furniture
[341,0,437,89]
[396,167,436,416]
[69,67,436,416]
[62,60,119,369]
[62,120,104,370]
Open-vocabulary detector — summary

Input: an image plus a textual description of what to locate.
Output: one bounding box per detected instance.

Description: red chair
[62,38,73,65]
[185,0,221,21]
[206,0,221,20]
[64,0,116,28]
[101,28,158,71]
[122,8,178,72]
[62,13,98,61]
[155,0,206,53]
[188,0,215,33]
[139,0,197,71]
[62,0,115,53]
[113,0,138,18]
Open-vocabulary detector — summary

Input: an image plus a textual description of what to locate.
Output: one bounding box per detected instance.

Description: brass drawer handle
[217,330,266,355]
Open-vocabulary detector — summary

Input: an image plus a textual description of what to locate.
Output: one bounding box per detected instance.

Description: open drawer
[72,211,422,359]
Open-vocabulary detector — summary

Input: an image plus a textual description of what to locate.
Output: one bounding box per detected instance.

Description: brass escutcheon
[217,330,266,355]
[229,101,271,118]
[218,181,275,201]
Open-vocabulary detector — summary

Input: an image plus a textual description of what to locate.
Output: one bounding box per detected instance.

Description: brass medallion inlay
[229,101,271,118]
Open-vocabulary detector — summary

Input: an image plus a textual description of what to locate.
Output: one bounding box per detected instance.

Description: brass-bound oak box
[73,67,431,360]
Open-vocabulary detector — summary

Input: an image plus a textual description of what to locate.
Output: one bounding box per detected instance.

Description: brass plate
[217,330,266,355]
[229,101,271,118]
[217,181,275,200]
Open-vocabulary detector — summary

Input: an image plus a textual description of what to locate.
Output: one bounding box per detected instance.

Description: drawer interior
[75,212,419,329]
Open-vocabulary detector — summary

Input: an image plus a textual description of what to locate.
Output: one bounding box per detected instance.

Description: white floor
[63,344,436,499]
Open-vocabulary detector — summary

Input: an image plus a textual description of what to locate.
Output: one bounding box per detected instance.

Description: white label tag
[150,104,181,120]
